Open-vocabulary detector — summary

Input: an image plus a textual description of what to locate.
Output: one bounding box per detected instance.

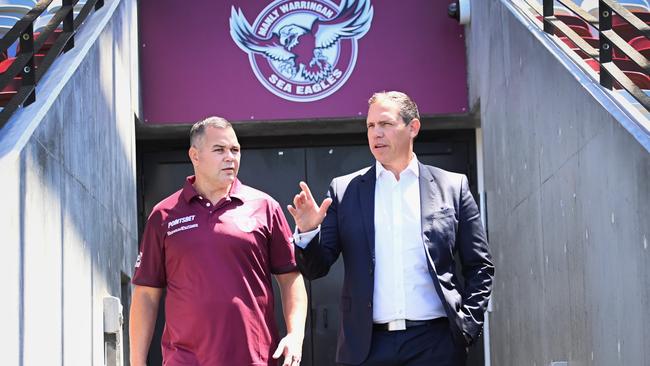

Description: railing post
[19,23,35,105]
[63,0,74,52]
[543,0,554,34]
[599,0,613,89]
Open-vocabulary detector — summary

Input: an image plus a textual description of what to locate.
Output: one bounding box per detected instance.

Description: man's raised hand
[287,181,332,233]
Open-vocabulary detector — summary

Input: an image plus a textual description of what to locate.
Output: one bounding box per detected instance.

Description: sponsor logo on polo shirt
[167,224,199,236]
[167,215,196,229]
[167,215,199,236]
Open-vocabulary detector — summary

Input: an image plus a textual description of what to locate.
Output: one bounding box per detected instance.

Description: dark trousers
[345,319,467,366]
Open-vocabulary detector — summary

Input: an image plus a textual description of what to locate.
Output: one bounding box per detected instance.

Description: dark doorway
[137,130,482,365]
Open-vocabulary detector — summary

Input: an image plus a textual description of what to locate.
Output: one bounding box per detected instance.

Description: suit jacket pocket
[430,208,458,243]
[431,206,455,219]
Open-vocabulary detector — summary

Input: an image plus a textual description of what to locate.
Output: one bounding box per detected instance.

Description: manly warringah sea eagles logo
[229,0,373,102]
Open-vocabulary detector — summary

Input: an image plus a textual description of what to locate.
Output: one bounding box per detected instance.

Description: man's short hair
[368,91,420,125]
[190,116,232,147]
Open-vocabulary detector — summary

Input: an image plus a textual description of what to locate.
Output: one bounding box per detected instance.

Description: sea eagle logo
[230,0,373,102]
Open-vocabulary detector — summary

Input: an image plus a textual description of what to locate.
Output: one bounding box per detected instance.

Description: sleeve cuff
[293,226,320,249]
[271,262,298,274]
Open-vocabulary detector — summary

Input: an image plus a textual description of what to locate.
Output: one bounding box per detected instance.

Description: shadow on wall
[9,0,138,364]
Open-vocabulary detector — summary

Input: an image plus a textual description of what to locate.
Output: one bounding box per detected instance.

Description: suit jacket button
[367,302,372,308]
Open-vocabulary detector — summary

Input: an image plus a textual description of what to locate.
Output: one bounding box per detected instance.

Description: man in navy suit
[287,91,494,365]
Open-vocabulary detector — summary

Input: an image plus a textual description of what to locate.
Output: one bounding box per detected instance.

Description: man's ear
[409,118,421,138]
[188,146,199,165]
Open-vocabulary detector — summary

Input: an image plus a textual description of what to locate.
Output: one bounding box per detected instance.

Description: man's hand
[287,181,332,232]
[272,332,303,366]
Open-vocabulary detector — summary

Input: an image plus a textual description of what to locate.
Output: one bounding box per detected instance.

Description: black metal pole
[19,23,35,105]
[599,0,613,89]
[63,0,75,52]
[543,0,554,34]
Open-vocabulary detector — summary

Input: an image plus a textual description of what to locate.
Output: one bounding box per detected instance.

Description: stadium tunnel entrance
[136,0,485,364]
[136,123,485,366]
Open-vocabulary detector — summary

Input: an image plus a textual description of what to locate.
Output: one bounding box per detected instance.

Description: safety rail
[0,0,104,128]
[520,0,650,111]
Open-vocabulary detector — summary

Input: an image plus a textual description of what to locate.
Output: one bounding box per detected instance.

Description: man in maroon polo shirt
[129,116,307,366]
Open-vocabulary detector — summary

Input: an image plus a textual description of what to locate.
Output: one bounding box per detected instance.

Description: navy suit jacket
[295,163,494,365]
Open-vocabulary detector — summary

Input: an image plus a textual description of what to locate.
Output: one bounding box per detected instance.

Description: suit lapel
[359,166,376,257]
[419,163,436,234]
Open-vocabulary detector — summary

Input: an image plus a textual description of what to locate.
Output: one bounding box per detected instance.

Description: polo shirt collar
[182,175,244,203]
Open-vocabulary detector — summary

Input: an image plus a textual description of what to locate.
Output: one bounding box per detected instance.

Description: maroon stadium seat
[612,12,650,26]
[611,12,650,41]
[0,75,20,105]
[568,24,593,37]
[612,23,645,41]
[639,47,650,59]
[585,58,600,72]
[628,35,650,51]
[34,28,62,53]
[556,14,592,31]
[560,36,599,48]
[536,15,593,37]
[0,57,15,74]
[560,36,599,58]
[614,57,645,73]
[614,70,650,89]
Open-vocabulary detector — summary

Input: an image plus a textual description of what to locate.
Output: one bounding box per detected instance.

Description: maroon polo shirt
[133,176,297,366]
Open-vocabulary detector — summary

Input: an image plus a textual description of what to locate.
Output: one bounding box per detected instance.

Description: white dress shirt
[294,155,446,323]
[372,156,445,323]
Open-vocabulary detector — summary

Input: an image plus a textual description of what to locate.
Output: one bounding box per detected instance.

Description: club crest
[230,0,373,102]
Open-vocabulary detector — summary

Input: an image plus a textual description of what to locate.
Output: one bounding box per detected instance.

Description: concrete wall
[0,0,139,365]
[466,1,650,365]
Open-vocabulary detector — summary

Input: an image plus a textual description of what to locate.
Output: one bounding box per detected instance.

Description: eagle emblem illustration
[229,0,374,101]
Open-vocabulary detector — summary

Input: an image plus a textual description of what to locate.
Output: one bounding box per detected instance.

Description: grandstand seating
[617,70,650,89]
[585,58,600,71]
[614,57,646,72]
[629,35,650,49]
[529,0,650,114]
[0,0,81,109]
[560,35,598,58]
[47,0,86,15]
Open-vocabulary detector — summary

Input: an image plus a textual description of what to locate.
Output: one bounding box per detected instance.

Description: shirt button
[206,202,211,207]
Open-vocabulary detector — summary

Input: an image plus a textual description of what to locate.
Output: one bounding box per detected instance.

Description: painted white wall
[0,1,139,365]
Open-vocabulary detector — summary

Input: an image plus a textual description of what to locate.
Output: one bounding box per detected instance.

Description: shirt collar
[181,175,244,203]
[375,153,420,179]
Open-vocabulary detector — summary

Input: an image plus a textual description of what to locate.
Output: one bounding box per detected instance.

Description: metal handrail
[0,0,104,128]
[525,0,650,110]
